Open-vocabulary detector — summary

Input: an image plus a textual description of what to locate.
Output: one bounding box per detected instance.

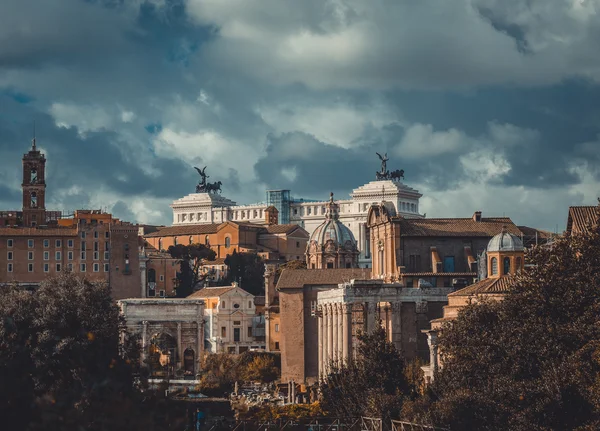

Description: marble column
[196,320,204,375]
[327,304,334,371]
[317,305,324,377]
[391,302,402,353]
[337,304,343,360]
[141,320,148,364]
[342,303,352,361]
[332,304,339,363]
[176,322,182,369]
[427,330,439,379]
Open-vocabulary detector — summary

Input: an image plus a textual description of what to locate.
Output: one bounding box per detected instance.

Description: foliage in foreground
[404,205,600,430]
[224,250,265,295]
[319,326,413,423]
[0,272,184,430]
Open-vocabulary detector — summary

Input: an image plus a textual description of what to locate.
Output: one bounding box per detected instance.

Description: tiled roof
[277,268,372,290]
[261,224,304,235]
[449,276,515,296]
[517,225,556,247]
[399,217,520,237]
[0,227,78,237]
[567,206,599,234]
[144,224,221,237]
[187,286,236,298]
[401,272,477,277]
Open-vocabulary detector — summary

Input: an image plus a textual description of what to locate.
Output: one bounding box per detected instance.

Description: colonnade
[317,301,403,377]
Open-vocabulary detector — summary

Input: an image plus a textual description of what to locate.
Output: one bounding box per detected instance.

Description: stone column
[342,303,352,361]
[332,304,339,363]
[366,302,377,334]
[391,302,402,353]
[317,305,324,377]
[141,320,148,364]
[139,259,147,298]
[427,330,439,379]
[264,311,271,352]
[327,304,334,371]
[196,320,204,375]
[176,322,182,370]
[337,304,343,361]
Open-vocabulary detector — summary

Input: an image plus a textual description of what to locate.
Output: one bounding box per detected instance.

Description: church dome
[309,193,357,250]
[487,229,524,252]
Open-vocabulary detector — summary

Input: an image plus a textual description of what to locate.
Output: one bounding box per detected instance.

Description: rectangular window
[234,328,241,342]
[43,239,49,248]
[296,241,300,248]
[28,239,34,248]
[275,341,280,350]
[159,275,164,282]
[7,251,13,261]
[67,263,73,271]
[159,290,165,297]
[68,251,73,261]
[275,324,280,332]
[7,239,13,248]
[93,263,99,272]
[233,321,241,326]
[94,242,99,251]
[7,263,13,272]
[55,251,61,260]
[104,263,109,272]
[68,239,74,248]
[81,231,86,239]
[221,327,226,338]
[103,251,109,260]
[43,251,49,260]
[81,241,86,251]
[247,326,253,337]
[105,231,109,239]
[28,251,34,260]
[28,263,34,272]
[56,263,61,272]
[93,251,99,260]
[94,231,98,239]
[55,239,61,248]
[80,251,86,260]
[104,242,109,251]
[80,263,86,272]
[44,263,49,273]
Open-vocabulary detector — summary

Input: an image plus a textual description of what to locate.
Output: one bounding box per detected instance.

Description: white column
[332,304,339,363]
[140,260,147,298]
[342,303,351,361]
[318,306,324,377]
[196,320,204,374]
[337,304,343,361]
[141,321,148,364]
[327,304,333,371]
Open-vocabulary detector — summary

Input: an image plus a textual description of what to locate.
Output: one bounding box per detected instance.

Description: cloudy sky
[1,0,599,231]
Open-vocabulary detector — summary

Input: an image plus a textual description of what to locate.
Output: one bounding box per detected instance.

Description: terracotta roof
[0,227,77,237]
[277,268,372,290]
[261,224,305,235]
[449,276,515,296]
[567,206,599,234]
[187,286,236,298]
[144,224,221,237]
[399,217,520,237]
[401,272,477,277]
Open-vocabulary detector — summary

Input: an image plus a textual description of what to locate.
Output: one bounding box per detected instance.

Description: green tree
[319,326,411,423]
[224,251,265,295]
[168,243,217,297]
[0,272,180,430]
[420,205,600,430]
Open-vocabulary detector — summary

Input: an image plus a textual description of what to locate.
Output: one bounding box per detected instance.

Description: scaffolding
[266,190,291,224]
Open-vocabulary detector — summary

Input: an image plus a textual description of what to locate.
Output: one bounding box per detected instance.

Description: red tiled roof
[401,272,477,277]
[261,224,305,235]
[449,276,515,296]
[187,286,236,298]
[0,227,77,237]
[277,268,372,290]
[144,224,221,237]
[567,206,599,234]
[399,217,520,237]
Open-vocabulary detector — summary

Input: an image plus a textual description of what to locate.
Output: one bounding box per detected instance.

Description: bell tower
[22,137,47,227]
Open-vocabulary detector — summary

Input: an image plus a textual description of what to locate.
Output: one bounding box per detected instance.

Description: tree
[419,205,600,430]
[319,326,411,422]
[0,272,181,430]
[168,243,217,297]
[224,251,265,295]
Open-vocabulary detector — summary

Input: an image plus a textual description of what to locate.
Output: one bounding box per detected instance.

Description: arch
[225,236,231,248]
[183,348,195,374]
[491,257,498,275]
[148,333,177,378]
[503,257,511,275]
[205,235,210,246]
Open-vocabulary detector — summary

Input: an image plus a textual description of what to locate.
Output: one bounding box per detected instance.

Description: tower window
[28,263,34,272]
[43,239,49,248]
[7,251,13,260]
[30,169,38,183]
[55,239,61,248]
[491,257,498,275]
[28,251,34,260]
[503,257,511,275]
[28,239,34,248]
[7,239,13,248]
[31,192,38,208]
[7,263,13,273]
[68,240,74,248]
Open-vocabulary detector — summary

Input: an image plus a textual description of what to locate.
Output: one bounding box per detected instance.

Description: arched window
[205,235,210,246]
[503,257,511,275]
[491,257,498,275]
[225,236,230,248]
[516,257,522,271]
[189,236,193,245]
[158,238,163,251]
[174,237,178,246]
[31,192,37,208]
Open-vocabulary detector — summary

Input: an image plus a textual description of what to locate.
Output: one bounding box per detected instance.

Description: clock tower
[22,137,47,227]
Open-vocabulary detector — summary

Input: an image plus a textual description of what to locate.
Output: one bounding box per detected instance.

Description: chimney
[473,211,482,222]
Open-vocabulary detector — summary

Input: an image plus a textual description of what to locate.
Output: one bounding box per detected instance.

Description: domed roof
[487,228,524,252]
[309,193,357,249]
